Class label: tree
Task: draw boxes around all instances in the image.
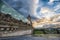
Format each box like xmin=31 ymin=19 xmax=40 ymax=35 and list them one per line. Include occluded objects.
xmin=5 ymin=14 xmax=11 ymax=17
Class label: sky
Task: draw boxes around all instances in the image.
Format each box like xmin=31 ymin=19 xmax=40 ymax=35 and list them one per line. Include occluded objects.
xmin=2 ymin=0 xmax=60 ymax=20
xmin=1 ymin=0 xmax=60 ymax=28
xmin=1 ymin=0 xmax=29 ymax=23
xmin=32 ymin=0 xmax=60 ymax=19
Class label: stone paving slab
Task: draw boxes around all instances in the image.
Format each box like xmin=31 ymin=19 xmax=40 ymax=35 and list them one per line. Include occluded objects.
xmin=0 ymin=35 xmax=60 ymax=40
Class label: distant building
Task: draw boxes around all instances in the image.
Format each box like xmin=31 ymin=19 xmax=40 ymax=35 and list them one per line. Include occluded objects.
xmin=0 ymin=12 xmax=33 ymax=36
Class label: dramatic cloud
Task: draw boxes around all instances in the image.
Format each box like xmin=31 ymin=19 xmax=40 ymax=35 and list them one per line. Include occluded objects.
xmin=33 ymin=14 xmax=60 ymax=29
xmin=2 ymin=0 xmax=60 ymax=28
xmin=3 ymin=0 xmax=60 ymax=19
